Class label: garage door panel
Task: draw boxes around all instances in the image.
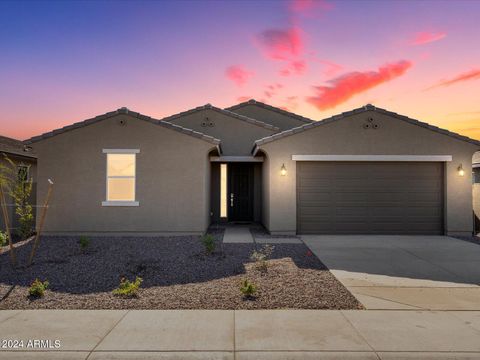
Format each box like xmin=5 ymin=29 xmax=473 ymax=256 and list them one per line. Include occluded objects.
xmin=297 ymin=161 xmax=444 ymax=235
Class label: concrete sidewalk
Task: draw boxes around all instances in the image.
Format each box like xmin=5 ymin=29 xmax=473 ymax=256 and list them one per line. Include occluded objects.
xmin=1 ymin=310 xmax=480 ymax=359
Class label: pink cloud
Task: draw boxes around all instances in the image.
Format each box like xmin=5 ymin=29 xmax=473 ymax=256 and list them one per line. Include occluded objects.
xmin=225 ymin=65 xmax=254 ymax=87
xmin=256 ymin=27 xmax=303 ymax=61
xmin=267 ymin=83 xmax=284 ymax=90
xmin=279 ymin=59 xmax=307 ymax=76
xmin=264 ymin=90 xmax=274 ymax=98
xmin=236 ymin=96 xmax=251 ymax=102
xmin=289 ymin=0 xmax=333 ymax=15
xmin=411 ymin=31 xmax=446 ymax=45
xmin=307 ymin=60 xmax=413 ymax=110
xmin=318 ymin=59 xmax=344 ymax=77
xmin=427 ymin=69 xmax=480 ymax=90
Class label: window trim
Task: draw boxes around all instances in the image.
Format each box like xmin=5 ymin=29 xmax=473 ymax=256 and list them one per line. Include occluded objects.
xmin=102 ymin=149 xmax=140 ymax=207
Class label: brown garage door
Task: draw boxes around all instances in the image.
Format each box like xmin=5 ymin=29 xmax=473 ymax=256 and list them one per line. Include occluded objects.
xmin=297 ymin=162 xmax=444 ymax=235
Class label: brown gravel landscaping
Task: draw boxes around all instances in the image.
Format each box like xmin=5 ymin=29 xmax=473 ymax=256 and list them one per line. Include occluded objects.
xmin=0 ymin=229 xmax=363 ymax=310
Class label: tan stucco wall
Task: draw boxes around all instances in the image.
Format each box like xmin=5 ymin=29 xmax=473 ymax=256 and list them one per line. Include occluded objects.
xmin=167 ymin=109 xmax=276 ymax=155
xmin=229 ymin=105 xmax=310 ymax=131
xmin=259 ymin=111 xmax=479 ymax=235
xmin=32 ymin=114 xmax=214 ymax=234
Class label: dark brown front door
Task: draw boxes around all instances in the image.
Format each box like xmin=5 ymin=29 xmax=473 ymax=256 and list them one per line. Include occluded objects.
xmin=228 ymin=163 xmax=253 ymax=222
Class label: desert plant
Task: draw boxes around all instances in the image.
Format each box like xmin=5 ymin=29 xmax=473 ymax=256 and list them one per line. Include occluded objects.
xmin=250 ymin=244 xmax=275 ymax=272
xmin=79 ymin=236 xmax=90 ymax=250
xmin=0 ymin=231 xmax=7 ymax=247
xmin=1 ymin=156 xmax=34 ymax=240
xmin=201 ymin=233 xmax=215 ymax=254
xmin=240 ymin=279 xmax=257 ymax=298
xmin=112 ymin=276 xmax=143 ymax=297
xmin=28 ymin=279 xmax=49 ymax=297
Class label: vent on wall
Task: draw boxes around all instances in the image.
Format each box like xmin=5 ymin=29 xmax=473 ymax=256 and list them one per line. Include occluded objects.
xmin=201 ymin=117 xmax=214 ymax=127
xmin=117 ymin=118 xmax=127 ymax=126
xmin=363 ymin=116 xmax=379 ymax=130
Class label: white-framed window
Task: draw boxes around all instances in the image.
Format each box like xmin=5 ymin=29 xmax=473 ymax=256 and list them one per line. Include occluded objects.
xmin=102 ymin=149 xmax=139 ymax=206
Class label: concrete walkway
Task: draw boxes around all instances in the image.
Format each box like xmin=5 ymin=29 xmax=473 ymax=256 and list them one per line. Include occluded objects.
xmin=223 ymin=226 xmax=254 ymax=243
xmin=1 ymin=309 xmax=480 ymax=359
xmin=303 ymin=235 xmax=480 ymax=310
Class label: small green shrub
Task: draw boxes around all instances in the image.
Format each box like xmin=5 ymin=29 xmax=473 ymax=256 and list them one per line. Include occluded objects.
xmin=28 ymin=279 xmax=49 ymax=298
xmin=250 ymin=244 xmax=275 ymax=272
xmin=112 ymin=276 xmax=143 ymax=297
xmin=79 ymin=236 xmax=90 ymax=250
xmin=201 ymin=234 xmax=215 ymax=254
xmin=0 ymin=231 xmax=7 ymax=247
xmin=240 ymin=279 xmax=257 ymax=298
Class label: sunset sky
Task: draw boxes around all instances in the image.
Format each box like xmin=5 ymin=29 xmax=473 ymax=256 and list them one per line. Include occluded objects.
xmin=1 ymin=0 xmax=479 ymax=141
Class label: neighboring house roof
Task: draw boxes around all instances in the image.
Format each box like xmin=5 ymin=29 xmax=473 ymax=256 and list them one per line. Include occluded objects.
xmin=24 ymin=107 xmax=221 ymax=147
xmin=0 ymin=135 xmax=37 ymax=159
xmin=254 ymin=104 xmax=480 ymax=150
xmin=161 ymin=103 xmax=280 ymax=132
xmin=225 ymin=99 xmax=314 ymax=124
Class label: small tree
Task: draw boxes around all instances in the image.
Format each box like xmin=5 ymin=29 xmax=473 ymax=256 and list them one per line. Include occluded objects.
xmin=2 ymin=156 xmax=34 ymax=240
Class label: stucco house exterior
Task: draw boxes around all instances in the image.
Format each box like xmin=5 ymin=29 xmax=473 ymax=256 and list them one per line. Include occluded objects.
xmin=25 ymin=100 xmax=480 ymax=236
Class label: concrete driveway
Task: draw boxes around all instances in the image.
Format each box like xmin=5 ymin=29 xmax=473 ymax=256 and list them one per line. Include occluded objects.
xmin=302 ymin=235 xmax=480 ymax=310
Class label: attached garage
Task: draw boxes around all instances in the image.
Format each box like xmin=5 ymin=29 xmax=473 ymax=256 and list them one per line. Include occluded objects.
xmin=297 ymin=161 xmax=444 ymax=235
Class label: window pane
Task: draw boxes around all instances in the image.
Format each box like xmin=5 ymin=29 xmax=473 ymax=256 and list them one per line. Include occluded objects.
xmin=220 ymin=164 xmax=227 ymax=218
xmin=107 ymin=178 xmax=135 ymax=201
xmin=108 ymin=154 xmax=135 ymax=176
xmin=474 ymin=168 xmax=480 ymax=184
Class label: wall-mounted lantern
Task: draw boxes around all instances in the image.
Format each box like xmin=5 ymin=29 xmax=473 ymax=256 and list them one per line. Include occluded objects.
xmin=458 ymin=164 xmax=465 ymax=177
xmin=280 ymin=163 xmax=287 ymax=176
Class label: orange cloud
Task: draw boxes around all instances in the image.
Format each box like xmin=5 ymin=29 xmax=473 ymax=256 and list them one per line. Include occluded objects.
xmin=307 ymin=60 xmax=413 ymax=110
xmin=225 ymin=65 xmax=254 ymax=87
xmin=427 ymin=69 xmax=480 ymax=90
xmin=411 ymin=31 xmax=446 ymax=45
xmin=256 ymin=27 xmax=303 ymax=61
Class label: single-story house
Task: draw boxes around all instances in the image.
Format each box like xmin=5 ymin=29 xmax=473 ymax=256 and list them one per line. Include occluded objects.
xmin=25 ymin=100 xmax=480 ymax=236
xmin=0 ymin=135 xmax=37 ymax=232
xmin=473 ymin=152 xmax=480 ymax=233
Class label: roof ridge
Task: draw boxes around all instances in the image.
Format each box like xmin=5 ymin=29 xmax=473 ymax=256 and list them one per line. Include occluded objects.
xmin=161 ymin=103 xmax=280 ymax=132
xmin=225 ymin=99 xmax=314 ymax=124
xmin=254 ymin=104 xmax=480 ymax=148
xmin=24 ymin=107 xmax=221 ymax=146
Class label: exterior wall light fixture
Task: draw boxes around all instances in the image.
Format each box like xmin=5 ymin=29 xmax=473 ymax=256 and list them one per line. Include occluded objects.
xmin=458 ymin=164 xmax=465 ymax=177
xmin=281 ymin=163 xmax=287 ymax=176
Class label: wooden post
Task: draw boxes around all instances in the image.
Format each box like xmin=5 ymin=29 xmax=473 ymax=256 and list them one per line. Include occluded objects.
xmin=0 ymin=183 xmax=16 ymax=266
xmin=28 ymin=179 xmax=53 ymax=267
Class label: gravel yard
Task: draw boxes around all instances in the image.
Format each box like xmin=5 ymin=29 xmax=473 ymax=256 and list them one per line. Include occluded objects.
xmin=0 ymin=230 xmax=362 ymax=310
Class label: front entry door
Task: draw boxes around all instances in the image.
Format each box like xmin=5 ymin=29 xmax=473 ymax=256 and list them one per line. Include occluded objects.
xmin=228 ymin=163 xmax=253 ymax=222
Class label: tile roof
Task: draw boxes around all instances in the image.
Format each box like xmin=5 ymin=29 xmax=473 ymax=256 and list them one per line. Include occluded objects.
xmin=254 ymin=104 xmax=480 ymax=149
xmin=24 ymin=107 xmax=221 ymax=146
xmin=225 ymin=99 xmax=314 ymax=124
xmin=0 ymin=135 xmax=37 ymax=159
xmin=161 ymin=103 xmax=280 ymax=132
